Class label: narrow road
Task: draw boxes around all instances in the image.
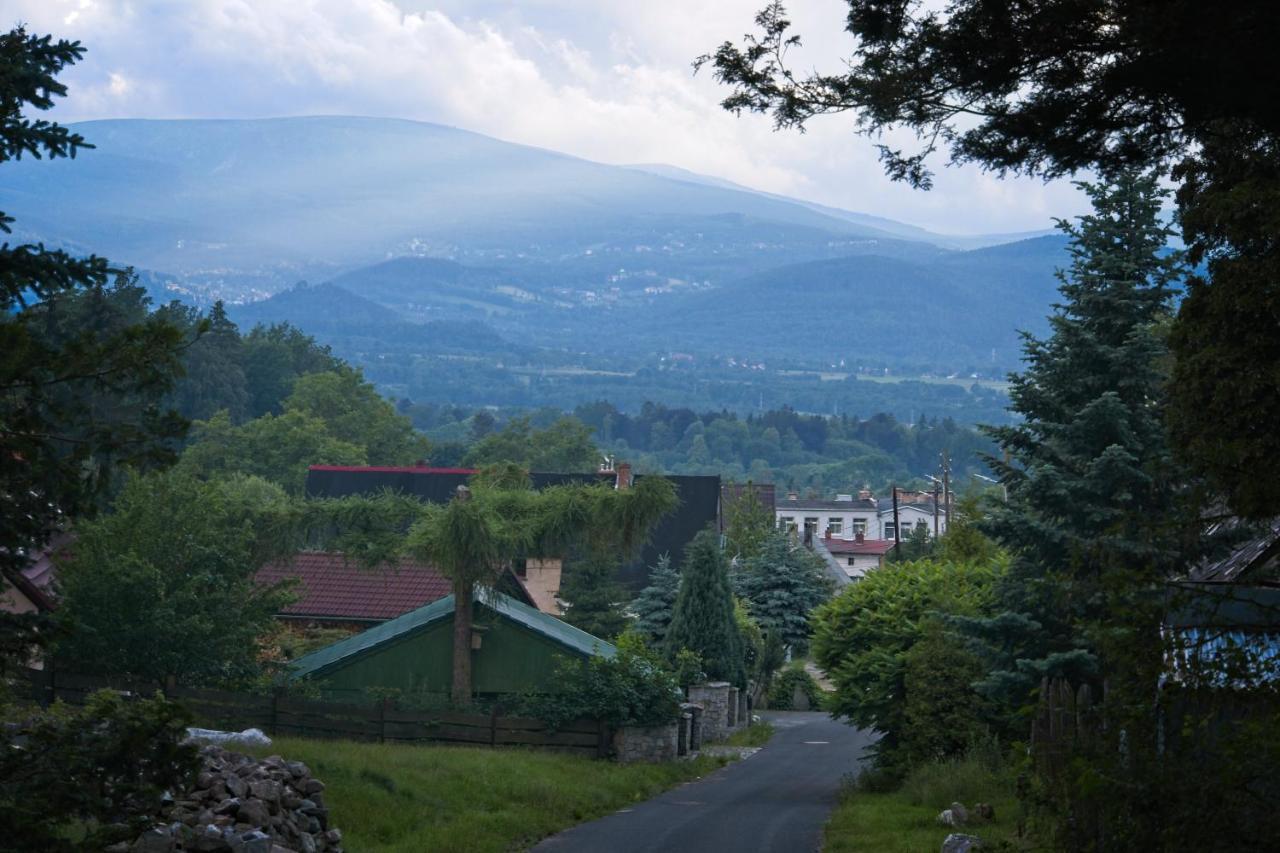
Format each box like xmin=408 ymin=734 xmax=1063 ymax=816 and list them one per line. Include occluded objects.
xmin=533 ymin=712 xmax=875 ymax=853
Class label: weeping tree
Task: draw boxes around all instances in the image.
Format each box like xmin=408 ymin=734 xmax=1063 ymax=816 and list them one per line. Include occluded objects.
xmin=308 ymin=470 xmax=677 ymax=704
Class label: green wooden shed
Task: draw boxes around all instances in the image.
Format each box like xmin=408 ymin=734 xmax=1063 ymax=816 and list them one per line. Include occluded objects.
xmin=288 ymin=591 xmax=616 ymax=704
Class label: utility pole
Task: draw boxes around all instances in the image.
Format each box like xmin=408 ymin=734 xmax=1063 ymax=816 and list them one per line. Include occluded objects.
xmin=940 ymin=450 xmax=952 ymax=533
xmin=891 ymin=484 xmax=901 ymax=548
xmin=932 ymin=481 xmax=941 ymax=538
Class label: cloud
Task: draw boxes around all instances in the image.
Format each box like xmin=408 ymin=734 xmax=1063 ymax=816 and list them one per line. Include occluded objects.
xmin=10 ymin=0 xmax=1087 ymax=233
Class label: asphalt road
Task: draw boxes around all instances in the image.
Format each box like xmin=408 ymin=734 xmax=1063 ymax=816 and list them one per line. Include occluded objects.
xmin=533 ymin=711 xmax=875 ymax=853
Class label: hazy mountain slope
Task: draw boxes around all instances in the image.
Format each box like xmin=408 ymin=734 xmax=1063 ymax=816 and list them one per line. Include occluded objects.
xmin=0 ymin=116 xmax=927 ymax=284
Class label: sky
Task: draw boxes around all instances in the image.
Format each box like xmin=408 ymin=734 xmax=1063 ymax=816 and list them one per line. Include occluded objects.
xmin=14 ymin=0 xmax=1090 ymax=235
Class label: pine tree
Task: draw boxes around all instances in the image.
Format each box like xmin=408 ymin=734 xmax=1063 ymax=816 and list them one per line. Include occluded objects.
xmin=733 ymin=531 xmax=832 ymax=655
xmin=631 ymin=554 xmax=679 ymax=645
xmin=974 ymin=169 xmax=1195 ymax=706
xmin=665 ymin=530 xmax=746 ymax=686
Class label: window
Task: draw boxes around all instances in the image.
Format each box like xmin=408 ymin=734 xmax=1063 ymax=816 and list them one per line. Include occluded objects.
xmin=804 ymin=517 xmax=819 ymax=534
xmin=827 ymin=517 xmax=843 ymax=536
xmin=884 ymin=522 xmax=897 ymax=540
xmin=915 ymin=520 xmax=929 ymax=535
xmin=779 ymin=516 xmax=796 ymax=532
xmin=852 ymin=519 xmax=867 ymax=536
xmin=847 ymin=557 xmax=856 ymax=566
xmin=513 ymin=558 xmax=528 ymax=578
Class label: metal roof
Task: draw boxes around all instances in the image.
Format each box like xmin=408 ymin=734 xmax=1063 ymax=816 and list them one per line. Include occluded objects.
xmin=288 ymin=590 xmax=617 ymax=679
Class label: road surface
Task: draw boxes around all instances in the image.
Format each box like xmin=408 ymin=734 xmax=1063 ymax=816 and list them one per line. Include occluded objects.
xmin=533 ymin=711 xmax=875 ymax=853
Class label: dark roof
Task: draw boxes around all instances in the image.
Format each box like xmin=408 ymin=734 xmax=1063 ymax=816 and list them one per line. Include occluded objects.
xmin=1166 ymin=582 xmax=1280 ymax=630
xmin=722 ymin=482 xmax=776 ymax=514
xmin=1188 ymin=518 xmax=1280 ymax=584
xmin=776 ymin=497 xmax=878 ymax=512
xmin=256 ymin=552 xmax=452 ymax=622
xmin=289 ymin=590 xmax=617 ymax=679
xmin=305 ymin=466 xmax=721 ymax=589
xmin=822 ymin=536 xmax=897 ymax=556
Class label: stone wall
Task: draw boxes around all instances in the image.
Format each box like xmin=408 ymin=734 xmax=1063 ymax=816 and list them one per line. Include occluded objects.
xmin=727 ymin=686 xmax=739 ymax=728
xmin=688 ymin=682 xmax=731 ymax=742
xmin=681 ymin=703 xmax=703 ymax=753
xmin=613 ymin=722 xmax=679 ymax=763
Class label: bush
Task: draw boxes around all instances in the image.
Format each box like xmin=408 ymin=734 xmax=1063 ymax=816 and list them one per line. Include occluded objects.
xmin=768 ymin=662 xmax=822 ymax=710
xmin=517 ymin=643 xmax=681 ymax=730
xmin=0 ymin=690 xmax=199 ymax=851
xmin=900 ymin=624 xmax=993 ymax=766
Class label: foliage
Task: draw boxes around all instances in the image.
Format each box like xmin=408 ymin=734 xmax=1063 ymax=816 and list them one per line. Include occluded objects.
xmin=811 ymin=557 xmax=1002 ymax=770
xmin=630 ymin=553 xmax=679 ymax=646
xmin=284 ymin=367 xmax=430 ymax=464
xmin=886 ymin=524 xmax=933 ymax=564
xmin=462 ymin=416 xmax=598 ymax=472
xmin=0 ymin=690 xmax=199 ymax=852
xmin=974 ymin=172 xmax=1195 ymax=707
xmin=518 ymin=645 xmax=681 ymax=730
xmin=722 ymin=482 xmax=774 ymax=561
xmin=934 ymin=494 xmax=1002 ymax=566
xmin=734 ymin=596 xmax=765 ymax=685
xmin=664 ymin=530 xmax=746 ymax=687
xmin=698 ymin=0 xmax=1280 ymax=519
xmin=1 ymin=27 xmax=191 ymax=617
xmin=670 ymin=647 xmax=707 ymax=690
xmin=733 ymin=531 xmax=832 ymax=654
xmin=723 ymin=720 xmax=775 ymax=747
xmin=55 ymin=470 xmax=297 ymax=686
xmin=900 ymin=626 xmax=993 ymax=767
xmin=559 ymin=552 xmax=630 ymax=641
xmin=247 ymin=735 xmax=726 ymax=853
xmin=768 ymin=661 xmax=822 ymax=711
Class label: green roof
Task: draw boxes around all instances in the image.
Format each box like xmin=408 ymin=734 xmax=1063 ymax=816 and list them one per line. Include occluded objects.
xmin=289 ymin=590 xmax=617 ymax=679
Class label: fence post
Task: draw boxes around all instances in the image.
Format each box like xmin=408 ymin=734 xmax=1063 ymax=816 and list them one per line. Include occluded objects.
xmin=489 ymin=705 xmax=499 ymax=748
xmin=596 ymin=719 xmax=611 ymax=759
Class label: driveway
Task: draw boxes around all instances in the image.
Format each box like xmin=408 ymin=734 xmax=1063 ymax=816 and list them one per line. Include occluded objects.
xmin=533 ymin=711 xmax=875 ymax=853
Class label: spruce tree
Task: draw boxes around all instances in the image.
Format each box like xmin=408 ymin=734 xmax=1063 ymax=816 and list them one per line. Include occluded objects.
xmin=559 ymin=552 xmax=629 ymax=640
xmin=974 ymin=169 xmax=1195 ymax=706
xmin=733 ymin=531 xmax=832 ymax=655
xmin=665 ymin=530 xmax=746 ymax=686
xmin=631 ymin=554 xmax=679 ymax=645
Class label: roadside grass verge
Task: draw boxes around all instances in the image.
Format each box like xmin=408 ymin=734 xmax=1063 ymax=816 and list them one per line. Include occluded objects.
xmin=724 ymin=720 xmax=775 ymax=747
xmin=251 ymin=737 xmax=727 ymax=853
xmin=824 ymin=751 xmax=1026 ymax=852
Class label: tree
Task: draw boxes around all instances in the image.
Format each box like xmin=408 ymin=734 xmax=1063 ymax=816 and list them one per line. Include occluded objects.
xmin=732 ymin=530 xmax=831 ymax=654
xmin=810 ymin=557 xmax=1000 ymax=770
xmin=161 ymin=301 xmax=248 ymax=422
xmin=558 ymin=551 xmax=630 ymax=640
xmin=974 ymin=171 xmax=1195 ymax=704
xmin=631 ymin=554 xmax=679 ymax=646
xmin=240 ymin=322 xmax=342 ymax=419
xmin=462 ymin=416 xmax=599 ymax=472
xmin=315 ymin=475 xmax=677 ymax=704
xmin=722 ymin=481 xmax=775 ymax=561
xmin=55 ymin=471 xmax=296 ymax=686
xmin=284 ymin=367 xmax=430 ymax=464
xmin=699 ymin=0 xmax=1280 ymax=518
xmin=1 ymin=27 xmax=188 ymax=660
xmin=665 ymin=529 xmax=746 ymax=687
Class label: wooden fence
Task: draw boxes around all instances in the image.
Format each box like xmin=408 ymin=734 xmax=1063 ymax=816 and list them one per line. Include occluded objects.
xmin=20 ymin=667 xmax=611 ymax=757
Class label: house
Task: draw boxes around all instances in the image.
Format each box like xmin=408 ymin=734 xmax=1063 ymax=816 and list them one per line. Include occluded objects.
xmin=304 ymin=463 xmax=722 ymax=600
xmin=773 ymin=489 xmax=948 ymax=542
xmin=821 ymin=535 xmax=898 ymax=579
xmin=0 ymin=534 xmax=65 ymax=617
xmin=256 ymin=551 xmax=539 ymax=631
xmin=288 ymin=590 xmax=616 ymax=704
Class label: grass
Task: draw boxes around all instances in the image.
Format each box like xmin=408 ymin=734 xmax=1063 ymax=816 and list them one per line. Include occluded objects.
xmin=824 ymin=752 xmax=1026 ymax=852
xmin=723 ymin=720 xmax=775 ymax=747
xmin=250 ymin=737 xmax=727 ymax=852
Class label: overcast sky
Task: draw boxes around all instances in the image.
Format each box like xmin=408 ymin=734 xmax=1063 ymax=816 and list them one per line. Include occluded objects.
xmin=15 ymin=0 xmax=1090 ymax=235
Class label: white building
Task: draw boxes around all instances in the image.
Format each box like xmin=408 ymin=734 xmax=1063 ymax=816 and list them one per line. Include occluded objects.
xmin=775 ymin=490 xmax=948 ymax=542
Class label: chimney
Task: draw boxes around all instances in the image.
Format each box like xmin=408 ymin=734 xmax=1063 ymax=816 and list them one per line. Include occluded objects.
xmin=615 ymin=461 xmax=632 ymax=491
xmin=455 ymin=484 xmax=471 ymax=502
xmin=858 ymin=489 xmax=872 ymax=501
xmin=787 ymin=490 xmax=799 ymax=501
xmin=855 ymin=532 xmax=865 ymax=543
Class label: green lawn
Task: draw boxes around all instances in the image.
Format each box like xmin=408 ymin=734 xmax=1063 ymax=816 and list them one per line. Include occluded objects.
xmin=252 ymin=737 xmax=727 ymax=852
xmin=824 ymin=753 xmax=1027 ymax=852
xmin=723 ymin=721 xmax=776 ymax=747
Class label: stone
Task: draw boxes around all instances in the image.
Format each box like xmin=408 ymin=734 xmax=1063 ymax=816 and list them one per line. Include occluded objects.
xmin=106 ymin=843 xmax=130 ymax=853
xmin=225 ymin=774 xmax=248 ymax=799
xmin=298 ymin=832 xmax=318 ymax=853
xmin=301 ymin=778 xmax=326 ymax=795
xmin=232 ymin=829 xmax=273 ymax=853
xmin=286 ymin=761 xmax=309 ymax=778
xmin=250 ymin=779 xmax=282 ymax=805
xmin=941 ymin=833 xmax=983 ymax=853
xmin=950 ymin=802 xmax=969 ymax=825
xmin=323 ymin=828 xmax=342 ymax=845
xmin=214 ymin=798 xmax=242 ymax=816
xmin=974 ymin=802 xmax=995 ymax=821
xmin=194 ymin=825 xmax=233 ymax=852
xmin=238 ymin=798 xmax=271 ymax=828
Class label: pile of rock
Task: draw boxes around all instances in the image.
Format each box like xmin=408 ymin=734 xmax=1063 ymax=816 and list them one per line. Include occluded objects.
xmin=115 ymin=746 xmax=344 ymax=853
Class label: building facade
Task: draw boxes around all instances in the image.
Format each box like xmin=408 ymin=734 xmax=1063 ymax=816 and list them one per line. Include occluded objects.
xmin=774 ymin=490 xmax=948 ymax=542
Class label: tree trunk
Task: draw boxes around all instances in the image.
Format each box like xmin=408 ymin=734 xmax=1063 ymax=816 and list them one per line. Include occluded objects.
xmin=451 ymin=582 xmax=473 ymax=706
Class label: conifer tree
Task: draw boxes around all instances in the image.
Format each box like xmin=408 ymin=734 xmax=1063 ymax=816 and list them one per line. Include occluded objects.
xmin=974 ymin=169 xmax=1195 ymax=705
xmin=631 ymin=554 xmax=679 ymax=645
xmin=733 ymin=531 xmax=831 ymax=654
xmin=559 ymin=552 xmax=630 ymax=640
xmin=665 ymin=530 xmax=746 ymax=686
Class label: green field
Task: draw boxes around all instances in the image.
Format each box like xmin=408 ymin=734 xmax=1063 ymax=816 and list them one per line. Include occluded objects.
xmin=251 ymin=737 xmax=727 ymax=853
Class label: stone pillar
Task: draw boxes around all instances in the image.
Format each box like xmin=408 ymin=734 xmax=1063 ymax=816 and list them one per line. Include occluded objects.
xmin=677 ymin=711 xmax=690 ymax=756
xmin=687 ymin=682 xmax=731 ymax=742
xmin=727 ymin=686 xmax=739 ymax=728
xmin=612 ymin=722 xmax=679 ymax=763
xmin=739 ymin=689 xmax=750 ymax=725
xmin=683 ymin=703 xmax=703 ymax=752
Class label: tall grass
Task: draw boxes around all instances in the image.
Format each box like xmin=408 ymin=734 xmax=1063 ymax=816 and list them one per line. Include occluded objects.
xmin=899 ymin=739 xmax=1013 ymax=809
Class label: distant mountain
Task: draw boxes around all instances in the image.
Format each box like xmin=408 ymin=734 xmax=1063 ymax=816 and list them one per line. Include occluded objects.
xmin=624 ymin=163 xmax=1057 ymax=250
xmin=0 ymin=116 xmax=942 ymax=291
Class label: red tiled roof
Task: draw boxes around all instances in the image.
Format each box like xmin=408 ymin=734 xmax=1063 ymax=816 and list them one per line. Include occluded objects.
xmin=257 ymin=552 xmax=452 ymax=622
xmin=823 ymin=536 xmax=897 ymax=556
